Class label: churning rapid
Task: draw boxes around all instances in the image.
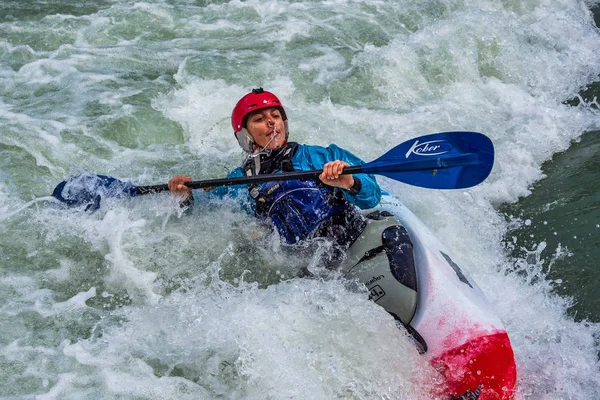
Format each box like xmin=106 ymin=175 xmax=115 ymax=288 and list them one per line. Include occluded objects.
xmin=1 ymin=0 xmax=600 ymax=399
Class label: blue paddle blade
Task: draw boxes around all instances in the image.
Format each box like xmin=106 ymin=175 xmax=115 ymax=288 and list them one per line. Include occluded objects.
xmin=52 ymin=173 xmax=138 ymax=211
xmin=362 ymin=131 xmax=494 ymax=189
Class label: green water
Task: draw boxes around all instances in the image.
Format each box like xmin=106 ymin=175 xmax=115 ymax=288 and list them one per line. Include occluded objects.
xmin=503 ymin=129 xmax=600 ymax=322
xmin=503 ymin=3 xmax=600 ymax=322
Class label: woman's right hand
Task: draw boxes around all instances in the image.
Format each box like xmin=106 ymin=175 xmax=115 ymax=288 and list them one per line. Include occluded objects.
xmin=168 ymin=174 xmax=192 ymax=199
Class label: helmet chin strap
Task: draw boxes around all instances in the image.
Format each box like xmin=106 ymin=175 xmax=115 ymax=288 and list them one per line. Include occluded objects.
xmin=244 ymin=129 xmax=288 ymax=176
xmin=248 ymin=129 xmax=280 ymax=158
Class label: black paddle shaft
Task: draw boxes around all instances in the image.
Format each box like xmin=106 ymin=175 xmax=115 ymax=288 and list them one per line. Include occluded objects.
xmin=135 ymin=166 xmax=364 ymax=195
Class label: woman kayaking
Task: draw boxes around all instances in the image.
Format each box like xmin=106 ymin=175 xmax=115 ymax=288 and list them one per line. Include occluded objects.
xmin=167 ymin=87 xmax=421 ymax=342
xmin=168 ymin=88 xmax=382 ymax=250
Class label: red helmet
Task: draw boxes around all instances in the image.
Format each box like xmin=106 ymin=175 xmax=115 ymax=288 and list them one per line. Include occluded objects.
xmin=231 ymin=88 xmax=289 ymax=153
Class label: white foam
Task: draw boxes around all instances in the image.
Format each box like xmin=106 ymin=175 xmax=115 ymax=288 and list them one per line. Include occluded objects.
xmin=88 ymin=209 xmax=161 ymax=305
xmin=60 ymin=276 xmax=440 ymax=399
xmin=52 ymin=287 xmax=97 ymax=314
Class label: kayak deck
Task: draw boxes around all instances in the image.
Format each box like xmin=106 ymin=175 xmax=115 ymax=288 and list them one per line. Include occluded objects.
xmin=359 ymin=193 xmax=517 ymax=399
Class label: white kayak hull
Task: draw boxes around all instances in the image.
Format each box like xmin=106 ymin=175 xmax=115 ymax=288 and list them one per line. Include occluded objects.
xmin=346 ymin=193 xmax=517 ymax=399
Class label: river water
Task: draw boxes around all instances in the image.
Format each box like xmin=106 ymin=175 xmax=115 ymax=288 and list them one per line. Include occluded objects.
xmin=1 ymin=0 xmax=599 ymax=399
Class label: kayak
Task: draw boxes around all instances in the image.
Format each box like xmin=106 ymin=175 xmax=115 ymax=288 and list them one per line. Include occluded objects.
xmin=339 ymin=192 xmax=517 ymax=400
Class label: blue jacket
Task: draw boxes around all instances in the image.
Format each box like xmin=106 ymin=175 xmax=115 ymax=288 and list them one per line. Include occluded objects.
xmin=195 ymin=144 xmax=381 ymax=212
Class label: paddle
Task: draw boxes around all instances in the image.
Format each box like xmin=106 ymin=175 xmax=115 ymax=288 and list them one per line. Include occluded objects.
xmin=52 ymin=131 xmax=494 ymax=210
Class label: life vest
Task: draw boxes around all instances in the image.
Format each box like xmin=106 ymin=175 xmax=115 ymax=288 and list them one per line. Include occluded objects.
xmin=250 ymin=178 xmax=349 ymax=244
xmin=244 ymin=143 xmax=363 ymax=244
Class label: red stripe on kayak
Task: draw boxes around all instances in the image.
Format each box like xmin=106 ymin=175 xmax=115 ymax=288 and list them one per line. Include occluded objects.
xmin=431 ymin=331 xmax=517 ymax=399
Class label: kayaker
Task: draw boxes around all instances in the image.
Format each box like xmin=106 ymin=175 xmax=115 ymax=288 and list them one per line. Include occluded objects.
xmin=168 ymin=88 xmax=381 ymax=251
xmin=168 ymin=88 xmax=421 ymax=346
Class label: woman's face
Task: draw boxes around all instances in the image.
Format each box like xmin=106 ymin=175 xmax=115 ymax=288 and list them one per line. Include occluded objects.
xmin=245 ymin=107 xmax=286 ymax=150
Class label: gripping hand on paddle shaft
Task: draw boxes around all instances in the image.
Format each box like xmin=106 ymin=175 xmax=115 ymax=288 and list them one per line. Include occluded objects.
xmin=168 ymin=175 xmax=193 ymax=199
xmin=168 ymin=174 xmax=215 ymax=197
xmin=320 ymin=161 xmax=355 ymax=190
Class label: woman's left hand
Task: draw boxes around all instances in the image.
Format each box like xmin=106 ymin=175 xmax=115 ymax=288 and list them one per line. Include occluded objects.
xmin=319 ymin=160 xmax=354 ymax=189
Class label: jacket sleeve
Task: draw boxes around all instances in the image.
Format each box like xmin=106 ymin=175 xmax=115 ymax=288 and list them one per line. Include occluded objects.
xmin=190 ymin=167 xmax=255 ymax=214
xmin=295 ymin=144 xmax=381 ymax=209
